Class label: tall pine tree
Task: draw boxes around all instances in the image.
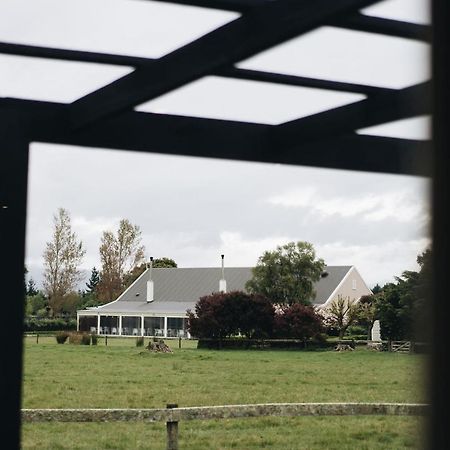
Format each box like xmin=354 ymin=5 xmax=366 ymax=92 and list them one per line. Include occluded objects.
xmin=86 ymin=267 xmax=100 ymax=294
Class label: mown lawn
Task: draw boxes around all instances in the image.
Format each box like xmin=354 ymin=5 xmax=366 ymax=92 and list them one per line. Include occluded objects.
xmin=21 ymin=336 xmax=428 ymax=449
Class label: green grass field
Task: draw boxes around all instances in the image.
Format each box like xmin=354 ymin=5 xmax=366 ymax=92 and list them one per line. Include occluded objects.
xmin=21 ymin=336 xmax=428 ymax=449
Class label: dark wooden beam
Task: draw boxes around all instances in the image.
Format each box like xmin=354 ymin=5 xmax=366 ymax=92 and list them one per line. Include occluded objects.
xmin=2 ymin=98 xmax=430 ymax=176
xmin=0 ymin=42 xmax=155 ymax=67
xmin=69 ymin=0 xmax=380 ymax=128
xmin=277 ymin=133 xmax=431 ymax=176
xmin=430 ymin=0 xmax=450 ymax=448
xmin=144 ymin=0 xmax=264 ymax=12
xmin=0 ymin=42 xmax=390 ymax=96
xmin=145 ymin=1 xmax=431 ymax=41
xmin=217 ymin=67 xmax=393 ymax=96
xmin=330 ymin=14 xmax=431 ymax=42
xmin=0 ymin=107 xmax=29 ymax=450
xmin=9 ymin=98 xmax=271 ymax=158
xmin=275 ymin=82 xmax=431 ymax=145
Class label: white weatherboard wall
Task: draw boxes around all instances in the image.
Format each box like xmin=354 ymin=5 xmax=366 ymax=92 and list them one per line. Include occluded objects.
xmin=321 ymin=267 xmax=372 ymax=308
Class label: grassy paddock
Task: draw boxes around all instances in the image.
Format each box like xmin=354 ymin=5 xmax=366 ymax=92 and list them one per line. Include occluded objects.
xmin=21 ymin=336 xmax=428 ymax=449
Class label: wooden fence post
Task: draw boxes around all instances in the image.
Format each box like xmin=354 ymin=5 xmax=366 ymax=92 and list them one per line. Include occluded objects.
xmin=166 ymin=403 xmax=178 ymax=450
xmin=178 ymin=337 xmax=181 ymax=349
xmin=36 ymin=333 xmax=39 ymax=344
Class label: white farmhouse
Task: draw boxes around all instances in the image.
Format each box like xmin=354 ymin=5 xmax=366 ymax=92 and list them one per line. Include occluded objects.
xmin=77 ymin=261 xmax=372 ymax=337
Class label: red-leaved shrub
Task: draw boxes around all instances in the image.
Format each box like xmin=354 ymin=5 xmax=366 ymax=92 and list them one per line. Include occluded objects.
xmin=274 ymin=304 xmax=324 ymax=340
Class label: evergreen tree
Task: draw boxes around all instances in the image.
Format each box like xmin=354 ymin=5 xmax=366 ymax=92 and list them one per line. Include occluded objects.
xmin=26 ymin=278 xmax=39 ymax=296
xmin=375 ymin=248 xmax=432 ymax=341
xmin=371 ymin=284 xmax=382 ymax=294
xmin=153 ymin=257 xmax=177 ymax=268
xmin=86 ymin=267 xmax=100 ymax=294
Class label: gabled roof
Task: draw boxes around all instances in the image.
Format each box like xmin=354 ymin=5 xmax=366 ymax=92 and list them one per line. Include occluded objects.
xmin=118 ymin=267 xmax=253 ymax=303
xmin=78 ymin=265 xmax=354 ymax=315
xmin=312 ymin=266 xmax=353 ymax=305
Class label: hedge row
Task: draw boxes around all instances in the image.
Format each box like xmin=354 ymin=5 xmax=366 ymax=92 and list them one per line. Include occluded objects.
xmin=197 ymin=338 xmax=355 ymax=350
xmin=24 ymin=317 xmax=77 ymax=332
xmin=198 ymin=339 xmax=429 ymax=353
xmin=56 ymin=331 xmax=98 ymax=345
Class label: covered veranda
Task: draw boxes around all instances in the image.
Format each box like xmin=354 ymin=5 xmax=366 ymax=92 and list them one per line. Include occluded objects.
xmin=77 ymin=311 xmax=188 ymax=338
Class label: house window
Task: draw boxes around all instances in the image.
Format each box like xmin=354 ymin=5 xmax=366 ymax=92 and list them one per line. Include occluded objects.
xmin=167 ymin=317 xmax=185 ymax=337
xmin=352 ymin=279 xmax=357 ymax=290
xmin=144 ymin=316 xmax=164 ymax=336
xmin=122 ymin=316 xmax=141 ymax=335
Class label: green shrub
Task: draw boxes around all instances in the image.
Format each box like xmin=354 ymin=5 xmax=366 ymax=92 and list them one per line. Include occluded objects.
xmin=274 ymin=304 xmax=324 ymax=340
xmin=68 ymin=332 xmax=92 ymax=345
xmin=314 ymin=332 xmax=328 ymax=343
xmin=55 ymin=331 xmax=69 ymax=344
xmin=188 ymin=291 xmax=274 ymax=339
xmin=197 ymin=338 xmax=337 ymax=350
xmin=91 ymin=334 xmax=98 ymax=345
xmin=68 ymin=332 xmax=83 ymax=345
xmin=24 ymin=317 xmax=77 ymax=332
xmin=136 ymin=336 xmax=144 ymax=347
xmin=346 ymin=325 xmax=367 ymax=337
xmin=80 ymin=333 xmax=91 ymax=345
xmin=345 ymin=335 xmax=367 ymax=341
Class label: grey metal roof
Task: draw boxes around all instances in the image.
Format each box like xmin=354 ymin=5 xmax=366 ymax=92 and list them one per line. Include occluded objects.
xmin=78 ymin=265 xmax=352 ymax=315
xmin=120 ymin=267 xmax=253 ymax=302
xmin=311 ymin=266 xmax=352 ymax=305
xmin=89 ymin=301 xmax=196 ymax=315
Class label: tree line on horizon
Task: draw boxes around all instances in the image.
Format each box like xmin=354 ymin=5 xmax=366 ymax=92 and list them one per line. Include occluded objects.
xmin=24 ymin=208 xmax=432 ymax=342
xmin=25 ymin=207 xmax=176 ymax=318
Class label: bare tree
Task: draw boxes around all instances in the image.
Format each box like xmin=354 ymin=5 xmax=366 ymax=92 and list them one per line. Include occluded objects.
xmin=97 ymin=219 xmax=145 ymax=302
xmin=323 ymin=295 xmax=360 ymax=339
xmin=357 ymin=294 xmax=378 ymax=340
xmin=43 ymin=208 xmax=85 ymax=315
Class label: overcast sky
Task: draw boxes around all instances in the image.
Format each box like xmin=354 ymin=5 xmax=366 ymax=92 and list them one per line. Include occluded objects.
xmin=0 ymin=0 xmax=431 ymax=290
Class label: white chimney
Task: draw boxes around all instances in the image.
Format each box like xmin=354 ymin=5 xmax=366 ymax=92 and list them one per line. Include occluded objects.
xmin=219 ymin=254 xmax=227 ymax=293
xmin=146 ymin=256 xmax=154 ymax=303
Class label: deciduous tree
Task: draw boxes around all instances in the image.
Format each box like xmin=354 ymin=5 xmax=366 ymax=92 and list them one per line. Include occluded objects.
xmin=25 ymin=292 xmax=47 ymax=317
xmin=357 ymin=294 xmax=378 ymax=340
xmin=97 ymin=219 xmax=145 ymax=302
xmin=246 ymin=241 xmax=325 ymax=305
xmin=274 ymin=304 xmax=324 ymax=340
xmin=187 ymin=291 xmax=274 ymax=339
xmin=42 ymin=208 xmax=85 ymax=315
xmin=323 ymin=295 xmax=359 ymax=339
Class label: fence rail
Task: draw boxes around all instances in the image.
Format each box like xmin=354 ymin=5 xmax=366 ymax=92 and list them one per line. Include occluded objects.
xmin=22 ymin=403 xmax=428 ymax=450
xmin=22 ymin=403 xmax=427 ymax=423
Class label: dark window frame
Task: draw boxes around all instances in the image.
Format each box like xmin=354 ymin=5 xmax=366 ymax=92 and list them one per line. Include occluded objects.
xmin=1 ymin=1 xmax=446 ymax=448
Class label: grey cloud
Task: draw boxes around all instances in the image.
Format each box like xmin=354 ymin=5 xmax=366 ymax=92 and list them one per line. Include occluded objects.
xmin=26 ymin=144 xmax=430 ymax=289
